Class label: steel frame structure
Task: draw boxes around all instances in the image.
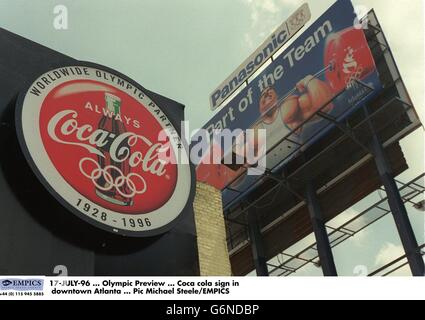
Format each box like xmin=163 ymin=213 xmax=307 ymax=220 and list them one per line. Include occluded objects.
xmin=223 ymin=10 xmax=424 ymax=276
xmin=267 ymin=174 xmax=425 ymax=276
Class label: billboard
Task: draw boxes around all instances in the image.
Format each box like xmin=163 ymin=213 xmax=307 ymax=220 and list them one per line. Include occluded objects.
xmin=196 ymin=0 xmax=382 ymax=203
xmin=225 ymin=7 xmax=423 ymax=276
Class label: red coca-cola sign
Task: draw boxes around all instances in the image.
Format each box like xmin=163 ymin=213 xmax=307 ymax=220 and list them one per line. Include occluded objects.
xmin=16 ymin=65 xmax=193 ymax=237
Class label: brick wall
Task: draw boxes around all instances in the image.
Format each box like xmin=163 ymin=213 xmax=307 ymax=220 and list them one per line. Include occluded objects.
xmin=193 ymin=182 xmax=232 ymax=276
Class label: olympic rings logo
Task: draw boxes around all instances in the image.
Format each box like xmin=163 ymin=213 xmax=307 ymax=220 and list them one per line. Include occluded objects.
xmin=79 ymin=157 xmax=147 ymax=198
xmin=288 ymin=8 xmax=308 ymax=29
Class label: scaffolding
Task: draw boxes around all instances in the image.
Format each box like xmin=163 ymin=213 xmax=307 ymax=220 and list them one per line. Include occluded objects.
xmin=267 ymin=174 xmax=425 ymax=276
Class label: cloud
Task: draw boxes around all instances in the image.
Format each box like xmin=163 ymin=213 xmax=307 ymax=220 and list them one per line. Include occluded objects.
xmin=279 ymin=0 xmax=301 ymax=8
xmin=326 ymin=207 xmax=370 ymax=248
xmin=243 ymin=33 xmax=254 ymax=49
xmin=242 ymin=0 xmax=280 ymax=16
xmin=328 ymin=207 xmax=360 ymax=227
xmin=352 ymin=0 xmax=424 ymax=122
xmin=240 ymin=0 xmax=301 ymax=49
xmin=374 ymin=242 xmax=404 ymax=267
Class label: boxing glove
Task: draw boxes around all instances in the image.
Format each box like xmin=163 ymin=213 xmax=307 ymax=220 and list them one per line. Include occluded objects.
xmin=324 ymin=27 xmax=376 ymax=93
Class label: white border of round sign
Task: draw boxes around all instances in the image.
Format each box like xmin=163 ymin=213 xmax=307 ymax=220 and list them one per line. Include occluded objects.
xmin=15 ymin=64 xmax=193 ymax=237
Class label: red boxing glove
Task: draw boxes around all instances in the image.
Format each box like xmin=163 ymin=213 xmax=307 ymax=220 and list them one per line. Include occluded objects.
xmin=324 ymin=27 xmax=376 ymax=93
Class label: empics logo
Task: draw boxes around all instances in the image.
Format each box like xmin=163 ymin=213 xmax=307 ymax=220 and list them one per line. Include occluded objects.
xmin=0 ymin=279 xmax=44 ymax=291
xmin=1 ymin=280 xmax=12 ymax=287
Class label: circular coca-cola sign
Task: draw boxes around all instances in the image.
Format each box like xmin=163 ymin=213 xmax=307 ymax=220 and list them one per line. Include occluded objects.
xmin=15 ymin=64 xmax=193 ymax=237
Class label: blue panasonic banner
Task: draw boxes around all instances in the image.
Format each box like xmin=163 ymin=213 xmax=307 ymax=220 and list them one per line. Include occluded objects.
xmin=196 ymin=0 xmax=382 ymax=198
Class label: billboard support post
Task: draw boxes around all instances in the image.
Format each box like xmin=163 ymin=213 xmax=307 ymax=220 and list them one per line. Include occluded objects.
xmin=369 ymin=132 xmax=425 ymax=276
xmin=247 ymin=207 xmax=269 ymax=276
xmin=305 ymin=181 xmax=338 ymax=276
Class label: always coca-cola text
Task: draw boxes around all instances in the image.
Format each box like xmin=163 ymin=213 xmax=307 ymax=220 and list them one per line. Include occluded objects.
xmin=47 ymin=110 xmax=167 ymax=177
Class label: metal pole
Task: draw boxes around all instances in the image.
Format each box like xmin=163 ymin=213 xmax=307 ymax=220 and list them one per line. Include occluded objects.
xmin=370 ymin=133 xmax=425 ymax=276
xmin=247 ymin=207 xmax=269 ymax=276
xmin=305 ymin=181 xmax=338 ymax=276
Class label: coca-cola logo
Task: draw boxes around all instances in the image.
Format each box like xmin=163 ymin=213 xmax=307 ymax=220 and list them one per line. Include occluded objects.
xmin=16 ymin=65 xmax=192 ymax=237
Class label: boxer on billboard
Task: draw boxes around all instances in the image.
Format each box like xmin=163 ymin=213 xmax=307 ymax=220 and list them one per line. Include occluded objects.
xmin=242 ymin=25 xmax=376 ymax=158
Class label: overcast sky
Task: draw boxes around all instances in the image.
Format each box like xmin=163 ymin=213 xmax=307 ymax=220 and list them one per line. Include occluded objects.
xmin=0 ymin=0 xmax=423 ymax=276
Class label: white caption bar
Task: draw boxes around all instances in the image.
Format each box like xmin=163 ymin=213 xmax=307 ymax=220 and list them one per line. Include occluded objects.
xmin=1 ymin=276 xmax=425 ymax=300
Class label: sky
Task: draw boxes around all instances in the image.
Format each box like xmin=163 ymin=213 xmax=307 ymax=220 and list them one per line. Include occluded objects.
xmin=0 ymin=0 xmax=423 ymax=276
